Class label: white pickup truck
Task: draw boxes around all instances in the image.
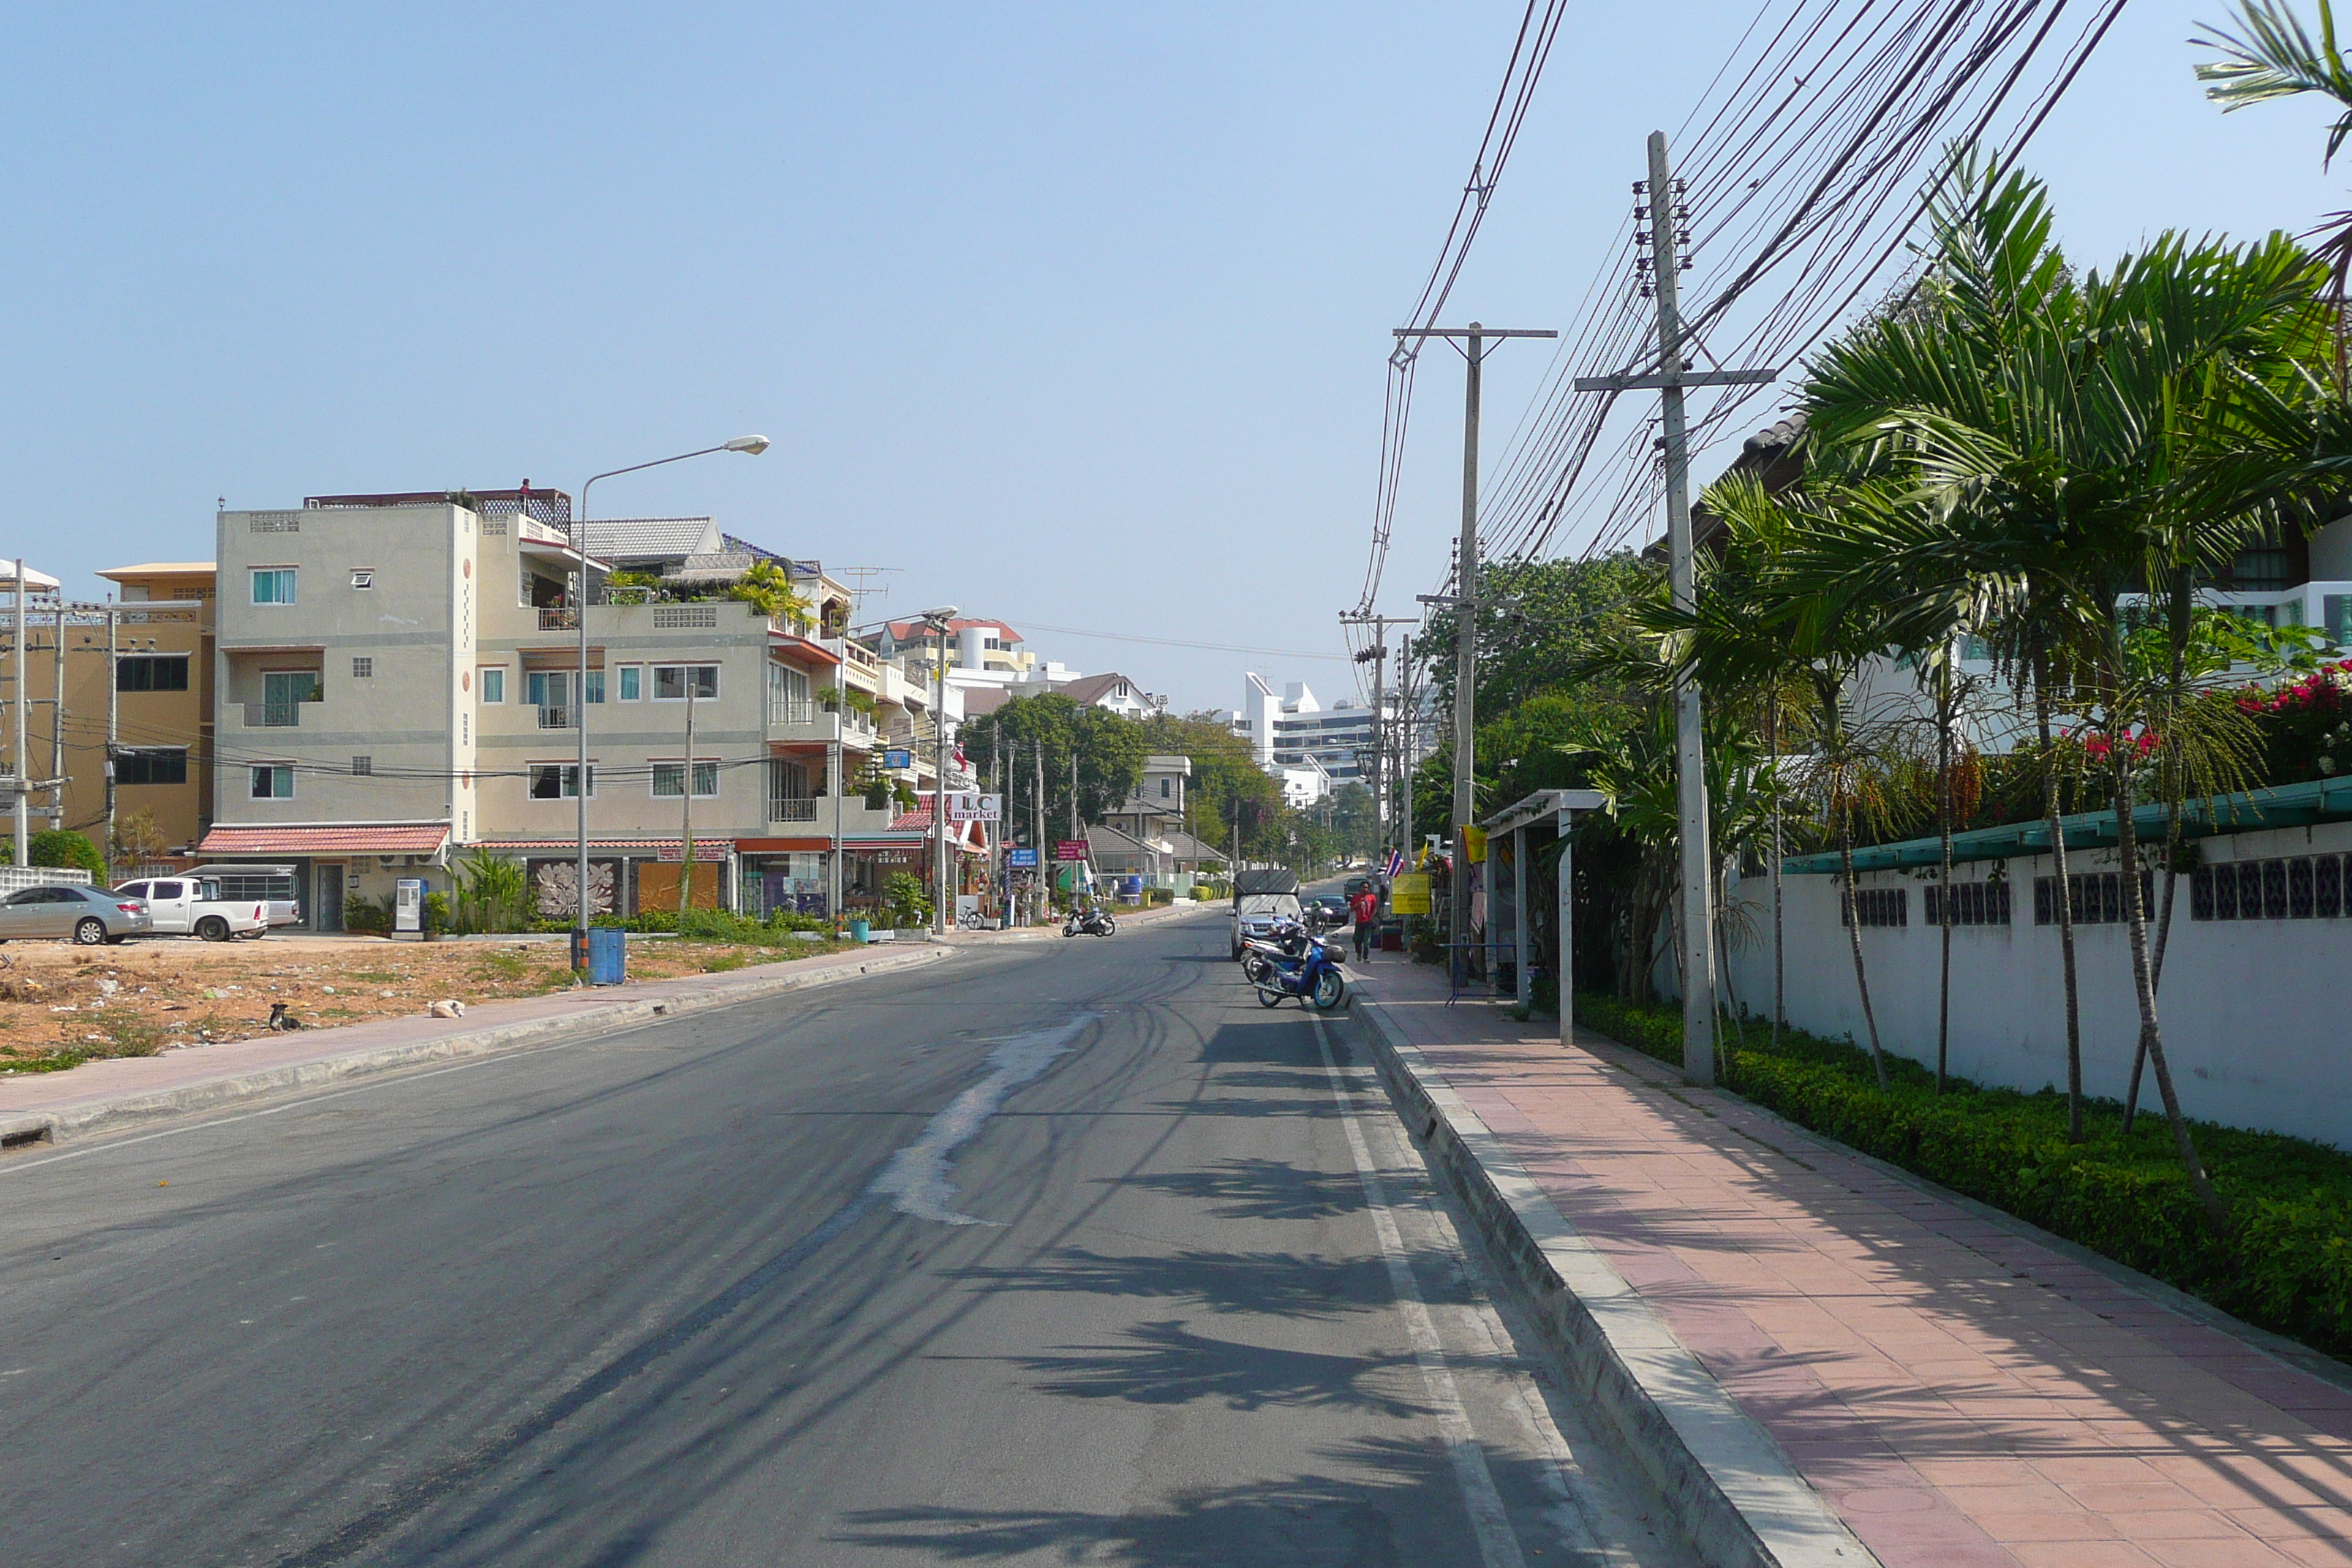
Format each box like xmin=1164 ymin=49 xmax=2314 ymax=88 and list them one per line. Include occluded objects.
xmin=112 ymin=877 xmax=271 ymax=941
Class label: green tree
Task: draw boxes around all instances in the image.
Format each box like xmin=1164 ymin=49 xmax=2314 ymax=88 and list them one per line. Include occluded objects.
xmin=28 ymin=830 xmax=105 ymax=877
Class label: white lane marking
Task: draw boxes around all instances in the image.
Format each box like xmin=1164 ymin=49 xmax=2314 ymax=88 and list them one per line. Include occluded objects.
xmin=869 ymin=1014 xmax=1096 ymax=1226
xmin=1309 ymin=1012 xmax=1527 ymax=1568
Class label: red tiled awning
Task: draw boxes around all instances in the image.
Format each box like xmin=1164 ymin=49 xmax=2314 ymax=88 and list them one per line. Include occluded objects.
xmin=196 ymin=824 xmax=451 ymax=856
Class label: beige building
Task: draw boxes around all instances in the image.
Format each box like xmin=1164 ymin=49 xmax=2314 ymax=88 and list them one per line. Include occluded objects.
xmin=202 ymin=491 xmax=965 ymax=927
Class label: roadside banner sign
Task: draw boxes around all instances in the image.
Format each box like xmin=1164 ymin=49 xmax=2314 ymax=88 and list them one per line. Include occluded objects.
xmin=1055 ymin=839 xmax=1089 ymax=862
xmin=883 ymin=748 xmax=913 ymax=770
xmin=1006 ymin=847 xmax=1039 ymax=868
xmin=946 ymin=791 xmax=1001 ymax=823
xmin=1462 ymin=826 xmax=1488 ymax=864
xmin=1390 ymin=872 xmax=1431 ymax=914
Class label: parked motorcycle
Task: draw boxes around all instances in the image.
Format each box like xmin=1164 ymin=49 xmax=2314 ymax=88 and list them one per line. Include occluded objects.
xmin=1246 ymin=922 xmax=1347 ymax=1010
xmin=1240 ymin=918 xmax=1312 ymax=985
xmin=1061 ymin=905 xmax=1117 ymax=938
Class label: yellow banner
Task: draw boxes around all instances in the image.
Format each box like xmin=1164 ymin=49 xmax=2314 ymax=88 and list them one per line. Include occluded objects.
xmin=1390 ymin=872 xmax=1431 ymax=914
xmin=1463 ymin=826 xmax=1487 ymax=864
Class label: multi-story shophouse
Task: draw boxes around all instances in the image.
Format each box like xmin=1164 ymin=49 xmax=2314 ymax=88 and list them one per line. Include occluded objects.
xmin=201 ymin=489 xmax=958 ymax=928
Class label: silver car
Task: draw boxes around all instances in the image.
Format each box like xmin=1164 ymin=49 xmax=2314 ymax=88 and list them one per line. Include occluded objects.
xmin=0 ymin=885 xmax=154 ymax=945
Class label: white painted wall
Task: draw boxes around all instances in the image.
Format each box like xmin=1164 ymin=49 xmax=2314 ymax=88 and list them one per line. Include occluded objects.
xmin=1722 ymin=818 xmax=2352 ymax=1150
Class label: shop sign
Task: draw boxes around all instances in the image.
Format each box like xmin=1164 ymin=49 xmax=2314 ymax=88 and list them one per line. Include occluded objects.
xmin=883 ymin=749 xmax=913 ymax=770
xmin=657 ymin=840 xmax=729 ymax=862
xmin=1006 ymin=847 xmax=1039 ymax=868
xmin=1055 ymin=840 xmax=1089 ymax=862
xmin=1390 ymin=872 xmax=1432 ymax=914
xmin=946 ymin=791 xmax=1001 ymax=823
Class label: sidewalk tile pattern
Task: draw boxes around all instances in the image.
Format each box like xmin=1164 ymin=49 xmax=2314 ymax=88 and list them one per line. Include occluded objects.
xmin=1357 ymin=962 xmax=2352 ymax=1568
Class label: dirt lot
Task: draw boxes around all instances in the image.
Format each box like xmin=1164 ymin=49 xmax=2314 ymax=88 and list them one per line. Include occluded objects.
xmin=0 ymin=932 xmax=848 ymax=1072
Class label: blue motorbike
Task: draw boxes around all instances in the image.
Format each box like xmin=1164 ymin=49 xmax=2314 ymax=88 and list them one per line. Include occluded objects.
xmin=1244 ymin=920 xmax=1348 ymax=1011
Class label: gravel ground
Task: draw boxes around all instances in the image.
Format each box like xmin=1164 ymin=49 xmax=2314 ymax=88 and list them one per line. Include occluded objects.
xmin=0 ymin=932 xmax=851 ymax=1071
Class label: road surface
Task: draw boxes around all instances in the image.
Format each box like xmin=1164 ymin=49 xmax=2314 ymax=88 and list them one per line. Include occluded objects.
xmin=0 ymin=912 xmax=1691 ymax=1567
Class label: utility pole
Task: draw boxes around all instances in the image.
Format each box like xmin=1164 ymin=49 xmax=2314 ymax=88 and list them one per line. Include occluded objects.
xmin=12 ymin=559 xmax=26 ymax=867
xmin=1033 ymin=740 xmax=1046 ymax=919
xmin=105 ymin=605 xmax=118 ymax=880
xmin=677 ymin=671 xmax=697 ymax=915
xmin=1575 ymin=131 xmax=1776 ymax=1085
xmin=1396 ymin=322 xmax=1555 ymax=992
xmin=1396 ymin=632 xmax=1414 ymax=869
xmin=50 ymin=602 xmax=64 ymax=831
xmin=1341 ymin=611 xmax=1415 ymax=865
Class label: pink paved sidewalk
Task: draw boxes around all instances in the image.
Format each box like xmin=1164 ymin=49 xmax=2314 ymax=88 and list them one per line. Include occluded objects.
xmin=1353 ymin=958 xmax=2352 ymax=1568
xmin=0 ymin=943 xmax=945 ymax=1129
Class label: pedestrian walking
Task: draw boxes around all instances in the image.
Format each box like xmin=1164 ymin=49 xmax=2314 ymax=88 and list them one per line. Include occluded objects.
xmin=1349 ymin=885 xmax=1379 ymax=963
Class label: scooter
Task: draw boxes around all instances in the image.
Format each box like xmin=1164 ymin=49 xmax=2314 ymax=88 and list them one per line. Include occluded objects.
xmin=1248 ymin=924 xmax=1347 ymax=1011
xmin=1240 ymin=918 xmax=1312 ymax=985
xmin=1061 ymin=905 xmax=1117 ymax=938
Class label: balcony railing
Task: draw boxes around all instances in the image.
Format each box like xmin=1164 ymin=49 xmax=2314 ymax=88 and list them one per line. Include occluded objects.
xmin=244 ymin=702 xmax=303 ymax=728
xmin=538 ymin=705 xmax=573 ymax=730
xmin=769 ymin=796 xmax=821 ymax=823
xmin=769 ymin=696 xmax=816 ymax=727
xmin=538 ymin=607 xmax=580 ymax=631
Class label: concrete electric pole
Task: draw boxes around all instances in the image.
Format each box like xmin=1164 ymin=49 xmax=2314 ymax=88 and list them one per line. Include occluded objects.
xmin=1574 ymin=132 xmax=1775 ymax=1085
xmin=1395 ymin=323 xmax=1554 ymax=991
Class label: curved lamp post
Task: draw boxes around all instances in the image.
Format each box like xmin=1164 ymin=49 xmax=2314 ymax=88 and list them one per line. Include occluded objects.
xmin=569 ymin=436 xmax=770 ymax=968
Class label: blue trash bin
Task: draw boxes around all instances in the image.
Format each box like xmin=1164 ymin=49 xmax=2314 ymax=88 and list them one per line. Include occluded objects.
xmin=586 ymin=926 xmax=627 ymax=986
xmin=848 ymin=917 xmax=871 ymax=944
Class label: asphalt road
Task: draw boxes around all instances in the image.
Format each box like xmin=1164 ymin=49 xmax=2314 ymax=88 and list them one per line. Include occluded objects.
xmin=0 ymin=911 xmax=1692 ymax=1567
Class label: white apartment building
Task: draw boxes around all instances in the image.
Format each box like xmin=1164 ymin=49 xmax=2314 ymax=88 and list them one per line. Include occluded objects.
xmin=1224 ymin=675 xmax=1368 ymax=802
xmin=203 ymin=491 xmax=961 ymax=927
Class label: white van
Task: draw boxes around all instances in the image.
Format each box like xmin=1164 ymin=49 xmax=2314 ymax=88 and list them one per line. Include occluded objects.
xmin=113 ymin=877 xmax=271 ymax=941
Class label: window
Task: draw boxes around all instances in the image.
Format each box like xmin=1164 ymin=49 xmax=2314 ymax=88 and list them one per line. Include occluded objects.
xmin=350 ymin=569 xmax=375 ymax=590
xmin=1924 ymin=881 xmax=2011 ymax=927
xmin=527 ymin=764 xmax=594 ymax=799
xmin=652 ymin=664 xmax=720 ymax=701
xmin=652 ymin=761 xmax=720 ymax=798
xmin=116 ymin=749 xmax=188 ymax=785
xmin=480 ymin=667 xmax=505 ymax=704
xmin=2032 ymin=871 xmax=2154 ymax=925
xmin=584 ymin=670 xmax=606 ymax=705
xmin=618 ymin=666 xmax=641 ymax=701
xmin=1160 ymin=777 xmax=1171 ymax=799
xmin=249 ymin=765 xmax=294 ymax=799
xmin=352 ymin=657 xmax=374 ymax=679
xmin=352 ymin=756 xmax=372 ymax=776
xmin=527 ymin=671 xmax=568 ymax=709
xmin=252 ymin=568 xmax=297 ymax=605
xmin=116 ymin=655 xmax=189 ymax=693
xmin=2193 ymin=856 xmax=2348 ymax=921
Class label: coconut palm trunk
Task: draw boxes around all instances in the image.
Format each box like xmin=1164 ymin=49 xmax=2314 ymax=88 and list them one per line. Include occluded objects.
xmin=2035 ymin=663 xmax=2087 ymax=1142
xmin=2111 ymin=744 xmax=2228 ymax=1227
xmin=1936 ymin=663 xmax=1956 ymax=1095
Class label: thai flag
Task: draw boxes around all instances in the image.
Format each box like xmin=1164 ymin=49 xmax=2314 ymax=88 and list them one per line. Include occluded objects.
xmin=1384 ymin=848 xmax=1405 ymax=878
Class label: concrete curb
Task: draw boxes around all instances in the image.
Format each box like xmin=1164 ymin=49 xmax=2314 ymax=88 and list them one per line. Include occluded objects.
xmin=0 ymin=945 xmax=954 ymax=1150
xmin=1343 ymin=992 xmax=1880 ymax=1568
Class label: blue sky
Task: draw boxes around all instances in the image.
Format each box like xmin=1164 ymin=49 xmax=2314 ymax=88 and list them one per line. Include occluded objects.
xmin=4 ymin=1 xmax=2345 ymax=712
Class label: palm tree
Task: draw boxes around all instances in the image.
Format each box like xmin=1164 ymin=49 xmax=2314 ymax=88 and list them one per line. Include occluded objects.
xmin=1801 ymin=156 xmax=2330 ymax=1223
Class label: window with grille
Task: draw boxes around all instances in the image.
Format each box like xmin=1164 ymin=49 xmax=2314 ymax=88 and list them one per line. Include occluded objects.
xmin=1923 ymin=880 xmax=2011 ymax=926
xmin=2032 ymin=871 xmax=2155 ymax=925
xmin=2193 ymin=856 xmax=2347 ymax=920
xmin=1839 ymin=887 xmax=1907 ymax=927
xmin=352 ymin=756 xmax=372 ymax=776
xmin=352 ymin=657 xmax=373 ymax=679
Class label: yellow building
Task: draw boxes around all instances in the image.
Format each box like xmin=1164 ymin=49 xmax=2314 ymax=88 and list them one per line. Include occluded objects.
xmin=0 ymin=564 xmax=215 ymax=867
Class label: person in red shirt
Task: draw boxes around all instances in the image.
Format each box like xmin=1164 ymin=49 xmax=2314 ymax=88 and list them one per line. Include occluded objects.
xmin=1349 ymin=886 xmax=1380 ymax=962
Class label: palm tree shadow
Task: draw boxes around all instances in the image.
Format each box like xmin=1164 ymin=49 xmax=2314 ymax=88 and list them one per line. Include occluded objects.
xmin=1103 ymin=1158 xmax=1368 ymax=1222
xmin=970 ymin=1318 xmax=1432 ymax=1417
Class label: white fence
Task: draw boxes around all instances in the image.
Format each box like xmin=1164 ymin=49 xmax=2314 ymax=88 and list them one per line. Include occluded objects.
xmin=0 ymin=865 xmax=94 ymax=895
xmin=1720 ymin=817 xmax=2352 ymax=1150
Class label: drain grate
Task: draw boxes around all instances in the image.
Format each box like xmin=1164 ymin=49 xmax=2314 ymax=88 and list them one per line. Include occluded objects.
xmin=1 ymin=1125 xmax=54 ymax=1151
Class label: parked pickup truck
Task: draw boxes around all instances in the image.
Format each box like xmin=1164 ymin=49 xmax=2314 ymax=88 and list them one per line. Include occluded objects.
xmin=113 ymin=877 xmax=271 ymax=941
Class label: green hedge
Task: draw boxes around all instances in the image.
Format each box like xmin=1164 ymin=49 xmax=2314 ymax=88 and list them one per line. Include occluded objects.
xmin=529 ymin=908 xmax=834 ymax=943
xmin=1577 ymin=993 xmax=2352 ymax=1356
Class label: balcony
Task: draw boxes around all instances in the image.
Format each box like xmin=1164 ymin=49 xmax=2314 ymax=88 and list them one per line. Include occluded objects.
xmin=768 ymin=701 xmax=883 ymax=749
xmin=769 ymin=696 xmax=816 ymax=727
xmin=538 ymin=607 xmax=581 ymax=631
xmin=538 ymin=705 xmax=573 ymax=730
xmin=242 ymin=701 xmax=304 ymax=728
xmin=769 ymin=796 xmax=820 ymax=823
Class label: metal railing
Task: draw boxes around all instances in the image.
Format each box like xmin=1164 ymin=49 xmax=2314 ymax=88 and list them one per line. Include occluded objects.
xmin=769 ymin=696 xmax=816 ymax=727
xmin=244 ymin=702 xmax=303 ymax=728
xmin=538 ymin=607 xmax=579 ymax=631
xmin=768 ymin=796 xmax=820 ymax=823
xmin=538 ymin=705 xmax=573 ymax=730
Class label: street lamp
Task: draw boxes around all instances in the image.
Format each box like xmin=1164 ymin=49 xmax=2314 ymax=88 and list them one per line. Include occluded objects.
xmin=568 ymin=437 xmax=771 ymax=969
xmin=920 ymin=605 xmax=958 ymax=934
